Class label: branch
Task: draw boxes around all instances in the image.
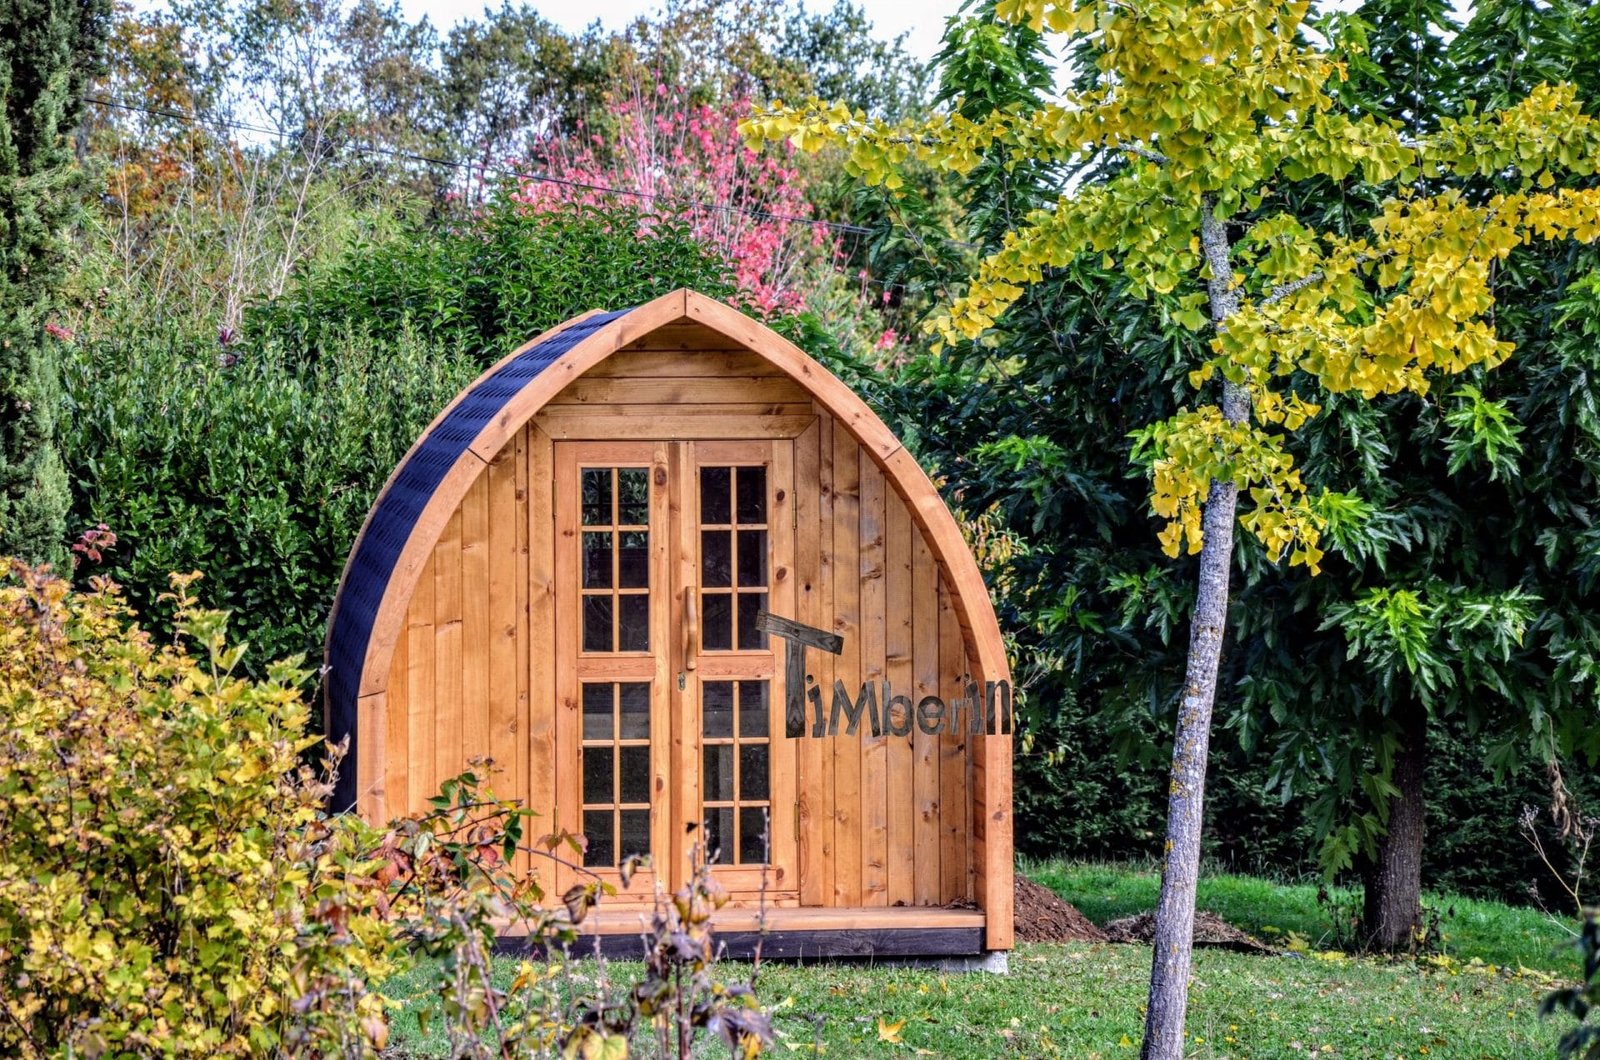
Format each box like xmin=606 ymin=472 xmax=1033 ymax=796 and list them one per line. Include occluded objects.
xmin=1261 ymin=270 xmax=1325 ymax=306
xmin=1120 ymin=144 xmax=1168 ymax=165
xmin=1260 ymin=253 xmax=1377 ymax=308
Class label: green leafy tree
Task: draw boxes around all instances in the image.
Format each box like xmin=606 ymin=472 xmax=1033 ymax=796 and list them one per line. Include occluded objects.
xmin=745 ymin=0 xmax=1600 ymax=1053
xmin=877 ymin=0 xmax=1600 ymax=941
xmin=1218 ymin=0 xmax=1600 ymax=952
xmin=0 ymin=0 xmax=111 ymax=565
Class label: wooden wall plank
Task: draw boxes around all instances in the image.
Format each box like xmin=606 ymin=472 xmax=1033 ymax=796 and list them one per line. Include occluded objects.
xmin=616 ymin=323 xmax=749 ymax=352
xmin=547 ymin=377 xmax=809 ymax=407
xmin=831 ymin=429 xmax=862 ymax=908
xmin=793 ymin=421 xmax=825 ymax=907
xmin=937 ymin=578 xmax=970 ymax=904
xmin=405 ymin=552 xmax=436 ymax=811
xmin=980 ymin=653 xmax=1014 ymax=950
xmin=586 ymin=350 xmax=776 ymax=378
xmin=462 ymin=473 xmax=492 ymax=770
xmin=434 ymin=509 xmax=465 ymax=788
xmin=551 ymin=443 xmax=582 ymax=895
xmin=815 ymin=418 xmax=838 ymax=906
xmin=883 ymin=491 xmax=915 ymax=908
xmin=486 ymin=435 xmax=523 ymax=821
xmin=535 ymin=411 xmax=815 ymax=442
xmin=859 ymin=456 xmax=888 ymax=906
xmin=528 ymin=426 xmax=556 ymax=883
xmin=911 ymin=533 xmax=941 ymax=906
xmin=965 ymin=647 xmax=983 ymax=905
xmin=382 ymin=623 xmax=408 ymax=820
xmin=769 ymin=438 xmax=798 ymax=893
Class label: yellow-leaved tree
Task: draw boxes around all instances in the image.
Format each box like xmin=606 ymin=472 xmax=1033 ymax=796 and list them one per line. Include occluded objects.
xmin=742 ymin=1 xmax=1600 ymax=1054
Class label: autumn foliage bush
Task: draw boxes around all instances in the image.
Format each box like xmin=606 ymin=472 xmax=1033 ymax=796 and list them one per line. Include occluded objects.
xmin=0 ymin=563 xmax=397 ymax=1056
xmin=0 ymin=562 xmax=774 ymax=1058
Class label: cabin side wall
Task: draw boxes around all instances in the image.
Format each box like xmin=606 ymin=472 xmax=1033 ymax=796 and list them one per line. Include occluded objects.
xmin=378 ymin=325 xmax=999 ymax=911
xmin=793 ymin=415 xmax=984 ymax=909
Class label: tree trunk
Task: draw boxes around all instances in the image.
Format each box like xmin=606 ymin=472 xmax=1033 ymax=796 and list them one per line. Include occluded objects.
xmin=1363 ymin=704 xmax=1428 ymax=951
xmin=1141 ymin=203 xmax=1247 ymax=1060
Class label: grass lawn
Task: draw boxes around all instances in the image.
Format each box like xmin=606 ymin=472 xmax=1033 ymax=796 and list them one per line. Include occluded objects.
xmin=1031 ymin=859 xmax=1576 ymax=973
xmin=385 ymin=862 xmax=1586 ymax=1058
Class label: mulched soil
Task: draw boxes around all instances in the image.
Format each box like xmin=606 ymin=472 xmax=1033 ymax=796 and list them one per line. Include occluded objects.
xmin=1013 ymin=874 xmax=1109 ymax=943
xmin=1102 ymin=910 xmax=1277 ymax=953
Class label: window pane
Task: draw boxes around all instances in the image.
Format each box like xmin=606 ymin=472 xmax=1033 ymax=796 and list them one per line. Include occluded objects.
xmin=619 ymin=746 xmax=651 ymax=804
xmin=739 ymin=744 xmax=769 ymax=800
xmin=583 ymin=809 xmax=614 ymax=866
xmin=619 ymin=682 xmax=650 ymax=739
xmin=703 ymin=744 xmax=735 ymax=802
xmin=701 ymin=530 xmax=731 ymax=587
xmin=618 ymin=468 xmax=649 ymax=525
xmin=619 ymin=809 xmax=651 ymax=859
xmin=738 ymin=682 xmax=769 ymax=738
xmin=739 ymin=807 xmax=769 ymax=864
xmin=703 ymin=593 xmax=732 ymax=651
xmin=582 ymin=469 xmax=611 ymax=526
xmin=618 ymin=531 xmax=649 ymax=588
xmin=582 ymin=532 xmax=612 ymax=589
xmin=700 ymin=466 xmax=731 ymax=524
xmin=582 ymin=595 xmax=613 ymax=652
xmin=582 ymin=747 xmax=613 ymax=805
xmin=736 ymin=529 xmax=766 ymax=587
xmin=582 ymin=682 xmax=613 ymax=741
xmin=618 ymin=594 xmax=649 ymax=652
xmin=703 ymin=807 xmax=734 ymax=864
xmin=736 ymin=592 xmax=767 ymax=650
xmin=736 ymin=466 xmax=766 ymax=524
xmin=702 ymin=681 xmax=734 ymax=738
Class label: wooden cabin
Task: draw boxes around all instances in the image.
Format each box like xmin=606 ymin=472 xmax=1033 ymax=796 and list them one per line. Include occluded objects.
xmin=325 ymin=290 xmax=1013 ymax=958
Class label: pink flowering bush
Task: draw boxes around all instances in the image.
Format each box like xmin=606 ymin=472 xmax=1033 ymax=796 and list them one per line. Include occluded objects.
xmin=514 ymin=80 xmax=824 ymax=316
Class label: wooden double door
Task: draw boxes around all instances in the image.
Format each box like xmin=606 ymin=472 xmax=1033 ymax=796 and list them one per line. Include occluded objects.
xmin=553 ymin=439 xmax=798 ymax=901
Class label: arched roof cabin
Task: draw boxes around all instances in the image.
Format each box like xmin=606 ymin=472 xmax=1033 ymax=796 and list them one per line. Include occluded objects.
xmin=326 ymin=290 xmax=1013 ymax=956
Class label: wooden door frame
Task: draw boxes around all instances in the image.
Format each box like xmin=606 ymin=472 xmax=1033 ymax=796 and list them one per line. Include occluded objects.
xmin=552 ymin=436 xmax=799 ymax=905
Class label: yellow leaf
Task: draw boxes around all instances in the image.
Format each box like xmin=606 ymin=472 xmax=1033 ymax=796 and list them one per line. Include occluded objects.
xmin=878 ymin=1018 xmax=906 ymax=1043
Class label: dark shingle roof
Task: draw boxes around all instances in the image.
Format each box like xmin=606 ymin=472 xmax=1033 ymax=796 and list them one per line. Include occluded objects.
xmin=326 ymin=308 xmax=628 ymax=810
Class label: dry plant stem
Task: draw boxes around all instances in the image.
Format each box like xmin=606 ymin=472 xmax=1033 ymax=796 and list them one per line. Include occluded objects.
xmin=1141 ymin=202 xmax=1247 ymax=1060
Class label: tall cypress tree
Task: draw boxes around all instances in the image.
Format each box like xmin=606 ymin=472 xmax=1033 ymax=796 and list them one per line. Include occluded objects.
xmin=0 ymin=0 xmax=110 ymax=565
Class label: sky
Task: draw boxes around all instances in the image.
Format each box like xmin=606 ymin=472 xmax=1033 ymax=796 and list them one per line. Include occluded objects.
xmin=391 ymin=0 xmax=967 ymax=64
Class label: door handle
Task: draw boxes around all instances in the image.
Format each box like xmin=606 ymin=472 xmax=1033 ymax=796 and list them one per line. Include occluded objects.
xmin=683 ymin=585 xmax=699 ymax=671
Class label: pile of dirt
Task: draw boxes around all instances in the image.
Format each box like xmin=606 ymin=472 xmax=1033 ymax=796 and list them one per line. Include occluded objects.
xmin=1013 ymin=875 xmax=1109 ymax=943
xmin=1102 ymin=911 xmax=1276 ymax=953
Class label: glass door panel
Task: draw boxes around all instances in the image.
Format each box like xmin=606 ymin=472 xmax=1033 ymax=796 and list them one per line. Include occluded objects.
xmin=680 ymin=442 xmax=796 ymax=895
xmin=554 ymin=442 xmax=669 ymax=900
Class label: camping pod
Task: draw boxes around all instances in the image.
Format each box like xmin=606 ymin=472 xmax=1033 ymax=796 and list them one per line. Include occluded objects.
xmin=325 ymin=290 xmax=1014 ymax=957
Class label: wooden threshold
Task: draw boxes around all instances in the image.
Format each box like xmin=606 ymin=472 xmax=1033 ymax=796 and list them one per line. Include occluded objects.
xmin=494 ymin=906 xmax=988 ymax=959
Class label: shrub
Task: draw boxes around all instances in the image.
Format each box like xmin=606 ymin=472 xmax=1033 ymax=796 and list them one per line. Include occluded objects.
xmin=247 ymin=200 xmax=735 ymax=365
xmin=0 ymin=562 xmax=775 ymax=1058
xmin=63 ymin=202 xmax=741 ymax=674
xmin=61 ymin=327 xmax=480 ymax=672
xmin=1543 ymin=911 xmax=1600 ymax=1059
xmin=0 ymin=563 xmax=397 ymax=1056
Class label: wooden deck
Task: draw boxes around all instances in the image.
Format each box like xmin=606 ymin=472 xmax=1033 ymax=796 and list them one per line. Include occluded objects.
xmin=497 ymin=906 xmax=988 ymax=959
